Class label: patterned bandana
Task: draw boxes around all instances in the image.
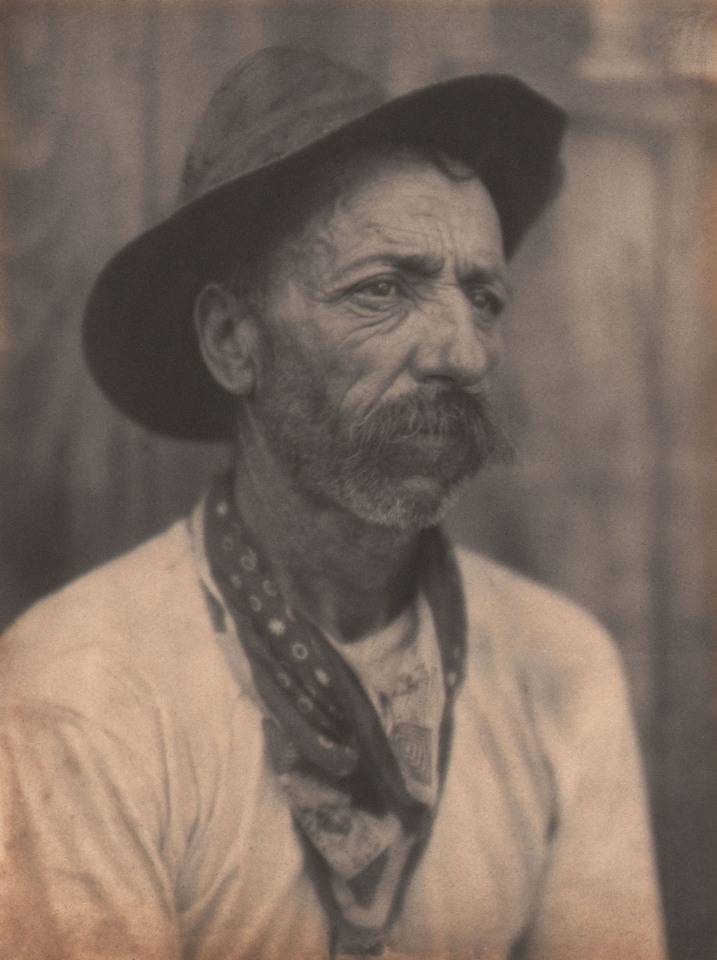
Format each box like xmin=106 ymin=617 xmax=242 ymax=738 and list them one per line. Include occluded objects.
xmin=201 ymin=473 xmax=467 ymax=956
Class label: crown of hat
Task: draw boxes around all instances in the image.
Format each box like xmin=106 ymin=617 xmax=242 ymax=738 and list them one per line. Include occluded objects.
xmin=180 ymin=47 xmax=385 ymax=203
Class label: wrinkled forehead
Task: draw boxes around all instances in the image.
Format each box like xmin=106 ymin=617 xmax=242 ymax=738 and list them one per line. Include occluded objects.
xmin=297 ymin=142 xmax=499 ymax=231
xmin=219 ymin=141 xmax=506 ymax=300
xmin=269 ymin=145 xmax=506 ymax=278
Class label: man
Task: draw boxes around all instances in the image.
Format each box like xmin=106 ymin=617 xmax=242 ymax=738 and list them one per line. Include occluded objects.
xmin=0 ymin=47 xmax=664 ymax=960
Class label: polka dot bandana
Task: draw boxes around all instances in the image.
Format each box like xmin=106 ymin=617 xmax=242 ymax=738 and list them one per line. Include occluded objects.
xmin=201 ymin=473 xmax=467 ymax=955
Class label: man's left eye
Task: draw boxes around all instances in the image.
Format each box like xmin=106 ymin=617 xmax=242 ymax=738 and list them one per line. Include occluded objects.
xmin=467 ymin=288 xmax=504 ymax=315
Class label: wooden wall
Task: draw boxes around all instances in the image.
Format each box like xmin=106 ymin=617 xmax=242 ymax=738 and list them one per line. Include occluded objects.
xmin=1 ymin=3 xmax=715 ymax=958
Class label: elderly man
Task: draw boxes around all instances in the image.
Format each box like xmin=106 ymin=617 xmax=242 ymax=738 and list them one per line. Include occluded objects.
xmin=1 ymin=48 xmax=664 ymax=960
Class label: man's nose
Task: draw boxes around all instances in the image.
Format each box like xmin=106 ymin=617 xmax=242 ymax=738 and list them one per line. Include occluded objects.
xmin=410 ymin=289 xmax=502 ymax=388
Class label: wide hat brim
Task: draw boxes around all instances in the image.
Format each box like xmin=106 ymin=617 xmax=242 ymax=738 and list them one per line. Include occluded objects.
xmin=84 ymin=70 xmax=566 ymax=441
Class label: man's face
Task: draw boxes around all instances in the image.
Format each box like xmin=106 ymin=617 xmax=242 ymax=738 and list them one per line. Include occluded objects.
xmin=247 ymin=151 xmax=512 ymax=530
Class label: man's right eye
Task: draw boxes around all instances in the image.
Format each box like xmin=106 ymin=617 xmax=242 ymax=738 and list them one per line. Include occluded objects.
xmin=351 ymin=277 xmax=403 ymax=301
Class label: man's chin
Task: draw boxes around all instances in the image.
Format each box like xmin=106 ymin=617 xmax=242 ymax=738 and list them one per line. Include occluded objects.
xmin=337 ymin=472 xmax=464 ymax=532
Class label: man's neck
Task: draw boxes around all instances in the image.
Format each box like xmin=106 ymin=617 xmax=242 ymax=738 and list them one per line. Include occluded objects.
xmin=230 ymin=432 xmax=422 ymax=644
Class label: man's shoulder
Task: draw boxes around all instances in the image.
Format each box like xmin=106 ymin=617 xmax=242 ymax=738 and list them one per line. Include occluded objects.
xmin=7 ymin=519 xmax=195 ymax=638
xmin=453 ymin=543 xmax=627 ymax=712
xmin=454 ymin=541 xmax=608 ymax=634
xmin=1 ymin=519 xmax=207 ymax=699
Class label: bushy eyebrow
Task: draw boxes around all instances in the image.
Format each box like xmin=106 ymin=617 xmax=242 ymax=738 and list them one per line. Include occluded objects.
xmin=341 ymin=252 xmax=512 ymax=296
xmin=460 ymin=266 xmax=513 ymax=299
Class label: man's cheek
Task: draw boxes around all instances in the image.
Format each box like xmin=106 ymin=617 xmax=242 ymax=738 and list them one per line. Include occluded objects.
xmin=327 ymin=365 xmax=400 ymax=425
xmin=340 ymin=302 xmax=411 ymax=336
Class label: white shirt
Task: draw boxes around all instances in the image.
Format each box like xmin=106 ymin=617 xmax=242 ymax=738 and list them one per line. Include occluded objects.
xmin=0 ymin=511 xmax=666 ymax=960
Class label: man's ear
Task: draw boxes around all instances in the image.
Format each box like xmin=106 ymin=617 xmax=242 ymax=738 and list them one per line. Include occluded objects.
xmin=193 ymin=282 xmax=259 ymax=397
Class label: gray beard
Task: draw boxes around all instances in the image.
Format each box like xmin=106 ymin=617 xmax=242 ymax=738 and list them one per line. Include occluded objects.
xmin=253 ymin=372 xmax=513 ymax=531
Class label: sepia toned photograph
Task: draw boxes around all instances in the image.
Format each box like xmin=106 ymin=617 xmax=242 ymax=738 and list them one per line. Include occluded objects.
xmin=0 ymin=1 xmax=715 ymax=958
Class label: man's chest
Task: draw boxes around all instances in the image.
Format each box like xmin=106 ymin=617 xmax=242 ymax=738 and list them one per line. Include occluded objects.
xmin=174 ymin=671 xmax=553 ymax=960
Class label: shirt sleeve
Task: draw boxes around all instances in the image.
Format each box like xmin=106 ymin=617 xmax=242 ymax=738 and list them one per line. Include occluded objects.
xmin=520 ymin=633 xmax=667 ymax=960
xmin=0 ymin=698 xmax=182 ymax=959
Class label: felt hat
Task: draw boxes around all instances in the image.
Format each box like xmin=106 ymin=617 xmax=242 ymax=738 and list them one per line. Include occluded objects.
xmin=83 ymin=46 xmax=566 ymax=440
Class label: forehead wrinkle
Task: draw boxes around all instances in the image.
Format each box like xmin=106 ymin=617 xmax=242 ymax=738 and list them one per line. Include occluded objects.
xmin=320 ymin=200 xmax=495 ymax=267
xmin=278 ymin=218 xmax=508 ymax=300
xmin=270 ymin=160 xmax=506 ymax=290
xmin=329 ymin=222 xmax=445 ymax=276
xmin=280 ymin=215 xmax=436 ymax=292
xmin=329 ymin=220 xmax=507 ymax=290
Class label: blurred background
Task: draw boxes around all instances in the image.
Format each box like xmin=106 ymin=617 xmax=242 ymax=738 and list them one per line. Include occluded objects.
xmin=1 ymin=1 xmax=715 ymax=957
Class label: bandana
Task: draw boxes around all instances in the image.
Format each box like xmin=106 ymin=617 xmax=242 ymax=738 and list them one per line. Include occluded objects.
xmin=201 ymin=474 xmax=466 ymax=956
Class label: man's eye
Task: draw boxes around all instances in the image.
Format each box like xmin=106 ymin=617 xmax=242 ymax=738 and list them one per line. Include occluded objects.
xmin=467 ymin=287 xmax=504 ymax=315
xmin=350 ymin=278 xmax=403 ymax=302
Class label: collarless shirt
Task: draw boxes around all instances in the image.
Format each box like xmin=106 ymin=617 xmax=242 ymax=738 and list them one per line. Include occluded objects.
xmin=0 ymin=504 xmax=667 ymax=960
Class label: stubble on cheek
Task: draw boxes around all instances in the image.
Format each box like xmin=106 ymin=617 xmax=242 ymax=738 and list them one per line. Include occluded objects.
xmin=253 ymin=346 xmax=511 ymax=530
